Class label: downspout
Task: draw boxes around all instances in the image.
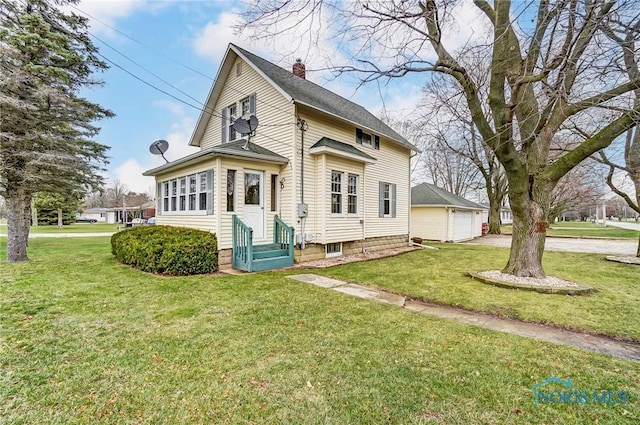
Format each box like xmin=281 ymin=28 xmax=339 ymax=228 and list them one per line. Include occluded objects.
xmin=298 ymin=118 xmax=308 ymax=249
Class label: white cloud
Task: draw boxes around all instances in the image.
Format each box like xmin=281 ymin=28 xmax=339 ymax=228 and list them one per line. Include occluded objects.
xmin=192 ymin=10 xmax=242 ymax=65
xmin=110 ymin=101 xmax=198 ymax=194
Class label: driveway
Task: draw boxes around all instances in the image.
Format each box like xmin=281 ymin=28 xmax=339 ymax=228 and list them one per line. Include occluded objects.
xmin=466 ymin=234 xmax=637 ymax=255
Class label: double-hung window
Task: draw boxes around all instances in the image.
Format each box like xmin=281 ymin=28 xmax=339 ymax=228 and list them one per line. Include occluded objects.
xmin=347 ymin=174 xmax=358 ymax=214
xmin=331 ymin=171 xmax=342 ymax=214
xmin=221 ymin=94 xmax=257 ymax=143
xmin=379 ymin=181 xmax=396 ymax=217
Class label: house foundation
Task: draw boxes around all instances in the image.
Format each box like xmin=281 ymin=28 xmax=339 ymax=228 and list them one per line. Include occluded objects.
xmin=218 ymin=234 xmax=409 ymax=268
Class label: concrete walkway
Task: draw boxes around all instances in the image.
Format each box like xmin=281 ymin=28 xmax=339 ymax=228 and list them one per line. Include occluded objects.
xmin=467 ymin=234 xmax=637 ymax=255
xmin=288 ymin=274 xmax=640 ymax=362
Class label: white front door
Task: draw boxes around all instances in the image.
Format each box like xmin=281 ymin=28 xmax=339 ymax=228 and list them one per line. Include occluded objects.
xmin=243 ymin=170 xmax=265 ymax=240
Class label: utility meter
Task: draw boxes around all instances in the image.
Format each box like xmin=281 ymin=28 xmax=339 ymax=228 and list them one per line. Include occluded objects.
xmin=298 ymin=203 xmax=308 ymax=218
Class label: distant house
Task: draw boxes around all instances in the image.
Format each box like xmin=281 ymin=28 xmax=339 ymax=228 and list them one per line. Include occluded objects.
xmin=80 ymin=207 xmax=107 ymax=222
xmin=411 ymin=183 xmax=484 ymax=242
xmin=481 ymin=206 xmax=512 ymax=225
xmin=143 ymin=44 xmax=418 ymax=271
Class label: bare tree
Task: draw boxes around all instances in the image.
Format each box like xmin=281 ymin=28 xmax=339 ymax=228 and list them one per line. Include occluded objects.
xmin=240 ymin=0 xmax=640 ymax=277
xmin=419 ymin=71 xmax=507 ymax=233
xmin=549 ymin=161 xmax=606 ymax=223
xmin=595 ymin=14 xmax=640 ymax=255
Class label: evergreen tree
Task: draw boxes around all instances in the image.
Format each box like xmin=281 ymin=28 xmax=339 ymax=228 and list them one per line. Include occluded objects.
xmin=0 ymin=0 xmax=112 ymax=261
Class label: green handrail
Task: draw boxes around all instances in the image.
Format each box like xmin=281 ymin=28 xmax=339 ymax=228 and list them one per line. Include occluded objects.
xmin=274 ymin=215 xmax=295 ymax=259
xmin=232 ymin=215 xmax=253 ymax=271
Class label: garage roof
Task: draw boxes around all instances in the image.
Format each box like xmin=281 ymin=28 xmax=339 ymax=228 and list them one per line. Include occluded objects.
xmin=411 ymin=183 xmax=485 ymax=210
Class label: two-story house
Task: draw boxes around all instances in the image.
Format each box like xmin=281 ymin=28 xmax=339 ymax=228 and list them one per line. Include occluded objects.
xmin=143 ymin=44 xmax=418 ymax=271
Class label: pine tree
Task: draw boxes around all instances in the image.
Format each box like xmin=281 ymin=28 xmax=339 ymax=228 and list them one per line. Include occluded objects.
xmin=0 ymin=0 xmax=112 ymax=261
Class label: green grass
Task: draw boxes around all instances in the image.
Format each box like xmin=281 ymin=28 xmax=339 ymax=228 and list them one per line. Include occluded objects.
xmin=315 ymin=244 xmax=640 ymax=342
xmin=0 ymin=222 xmax=118 ymax=233
xmin=501 ymin=222 xmax=640 ymax=239
xmin=1 ymin=238 xmax=638 ymax=424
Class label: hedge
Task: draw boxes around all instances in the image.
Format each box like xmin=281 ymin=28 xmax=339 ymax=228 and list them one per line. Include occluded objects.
xmin=111 ymin=225 xmax=218 ymax=276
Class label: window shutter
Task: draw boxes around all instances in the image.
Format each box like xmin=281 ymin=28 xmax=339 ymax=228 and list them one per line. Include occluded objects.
xmin=391 ymin=183 xmax=397 ymax=218
xmin=249 ymin=93 xmax=256 ymax=114
xmin=379 ymin=181 xmax=385 ymax=218
xmin=221 ymin=108 xmax=228 ymax=143
xmin=356 ymin=128 xmax=363 ymax=144
xmin=206 ymin=169 xmax=214 ymax=215
xmin=156 ymin=182 xmax=162 ymax=215
xmin=374 ymin=135 xmax=380 ymax=150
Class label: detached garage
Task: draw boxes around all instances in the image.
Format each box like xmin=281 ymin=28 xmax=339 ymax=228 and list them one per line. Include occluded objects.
xmin=411 ymin=183 xmax=485 ymax=242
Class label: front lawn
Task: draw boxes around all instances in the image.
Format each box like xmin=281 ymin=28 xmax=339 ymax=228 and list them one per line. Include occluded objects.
xmin=1 ymin=238 xmax=638 ymax=424
xmin=315 ymin=244 xmax=640 ymax=342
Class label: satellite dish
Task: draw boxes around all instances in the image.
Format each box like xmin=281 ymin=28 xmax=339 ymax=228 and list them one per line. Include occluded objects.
xmin=231 ymin=115 xmax=260 ymax=150
xmin=232 ymin=114 xmax=260 ymax=135
xmin=149 ymin=139 xmax=169 ymax=163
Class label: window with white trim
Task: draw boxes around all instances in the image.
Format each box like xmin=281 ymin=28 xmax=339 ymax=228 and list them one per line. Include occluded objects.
xmin=221 ymin=94 xmax=257 ymax=143
xmin=160 ymin=171 xmax=213 ymax=214
xmin=356 ymin=128 xmax=380 ymax=149
xmin=347 ymin=174 xmax=358 ymax=214
xmin=188 ymin=175 xmax=197 ymax=210
xmin=331 ymin=171 xmax=342 ymax=214
xmin=162 ymin=181 xmax=169 ymax=212
xmin=325 ymin=242 xmax=343 ymax=258
xmin=179 ymin=178 xmax=186 ymax=211
xmin=379 ymin=181 xmax=396 ymax=218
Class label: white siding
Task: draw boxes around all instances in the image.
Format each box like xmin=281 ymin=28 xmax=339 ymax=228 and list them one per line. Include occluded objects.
xmin=296 ymin=105 xmax=411 ymax=243
xmin=411 ymin=207 xmax=449 ymax=241
xmin=198 ymin=56 xmax=297 ymax=228
xmin=155 ymin=159 xmax=218 ymax=233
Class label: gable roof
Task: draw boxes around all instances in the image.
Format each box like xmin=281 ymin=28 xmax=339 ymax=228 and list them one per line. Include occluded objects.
xmin=189 ymin=44 xmax=417 ymax=152
xmin=143 ymin=140 xmax=288 ymax=177
xmin=411 ymin=183 xmax=485 ymax=210
xmin=310 ymin=137 xmax=377 ymax=163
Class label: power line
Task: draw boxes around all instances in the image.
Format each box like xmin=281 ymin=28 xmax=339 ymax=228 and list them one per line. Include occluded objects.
xmin=70 ymin=4 xmax=298 ymax=120
xmin=94 ymin=51 xmax=294 ymax=149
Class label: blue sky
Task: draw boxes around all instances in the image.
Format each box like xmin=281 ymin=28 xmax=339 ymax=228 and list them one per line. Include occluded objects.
xmin=71 ymin=0 xmax=487 ymax=194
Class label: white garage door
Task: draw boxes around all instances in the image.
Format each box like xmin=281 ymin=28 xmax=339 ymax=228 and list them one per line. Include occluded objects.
xmin=453 ymin=210 xmax=474 ymax=241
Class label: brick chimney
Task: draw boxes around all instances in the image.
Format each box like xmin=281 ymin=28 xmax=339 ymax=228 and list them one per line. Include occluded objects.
xmin=292 ymin=58 xmax=306 ymax=79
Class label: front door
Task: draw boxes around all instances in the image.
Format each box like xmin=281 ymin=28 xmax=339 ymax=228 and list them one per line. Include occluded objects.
xmin=243 ymin=170 xmax=265 ymax=240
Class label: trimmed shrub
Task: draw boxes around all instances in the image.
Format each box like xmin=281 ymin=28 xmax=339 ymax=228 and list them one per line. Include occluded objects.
xmin=111 ymin=226 xmax=218 ymax=276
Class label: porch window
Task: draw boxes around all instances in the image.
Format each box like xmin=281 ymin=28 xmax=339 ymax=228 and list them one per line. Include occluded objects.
xmin=170 ymin=180 xmax=177 ymax=211
xmin=347 ymin=174 xmax=358 ymax=214
xmin=199 ymin=172 xmax=209 ymax=211
xmin=331 ymin=171 xmax=342 ymax=214
xmin=188 ymin=174 xmax=197 ymax=210
xmin=159 ymin=170 xmax=213 ymax=214
xmin=163 ymin=182 xmax=169 ymax=212
xmin=271 ymin=174 xmax=278 ymax=212
xmin=227 ymin=170 xmax=236 ymax=212
xmin=179 ymin=178 xmax=186 ymax=211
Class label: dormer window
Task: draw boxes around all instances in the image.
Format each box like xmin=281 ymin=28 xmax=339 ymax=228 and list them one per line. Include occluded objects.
xmin=222 ymin=93 xmax=257 ymax=143
xmin=355 ymin=128 xmax=380 ymax=150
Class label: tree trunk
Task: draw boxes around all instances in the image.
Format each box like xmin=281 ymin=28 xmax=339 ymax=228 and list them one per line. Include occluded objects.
xmin=488 ymin=199 xmax=502 ymax=234
xmin=6 ymin=188 xmax=32 ymax=262
xmin=57 ymin=209 xmax=63 ymax=228
xmin=502 ymin=177 xmax=552 ymax=278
